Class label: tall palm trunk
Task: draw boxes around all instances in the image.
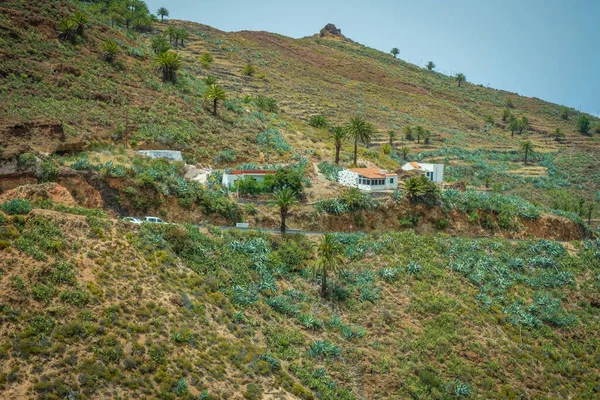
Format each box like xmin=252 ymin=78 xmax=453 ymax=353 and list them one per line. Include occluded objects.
xmin=321 ymin=268 xmax=327 ymax=296
xmin=280 ymin=208 xmax=287 ymax=234
xmin=524 ymin=150 xmax=529 ymax=165
xmin=335 ymin=143 xmax=341 ymax=164
xmin=213 ymin=99 xmax=218 ymax=115
xmin=353 ymin=137 xmax=358 ymax=165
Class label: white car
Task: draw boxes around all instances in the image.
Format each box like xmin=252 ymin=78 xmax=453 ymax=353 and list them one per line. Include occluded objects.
xmin=145 ymin=216 xmax=166 ymax=224
xmin=123 ymin=217 xmax=142 ymax=224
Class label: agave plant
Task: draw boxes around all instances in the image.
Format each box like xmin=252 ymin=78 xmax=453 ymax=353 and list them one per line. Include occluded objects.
xmin=153 ymin=51 xmax=182 ymax=83
xmin=101 ymin=40 xmax=120 ymax=63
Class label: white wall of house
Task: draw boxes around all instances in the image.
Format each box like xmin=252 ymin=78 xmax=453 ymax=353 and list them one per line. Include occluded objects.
xmin=338 ymin=170 xmax=398 ymax=191
xmin=222 ymin=173 xmax=269 ymax=188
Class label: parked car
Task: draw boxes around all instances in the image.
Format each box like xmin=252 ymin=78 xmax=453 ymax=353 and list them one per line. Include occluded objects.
xmin=145 ymin=216 xmax=166 ymax=224
xmin=123 ymin=217 xmax=142 ymax=224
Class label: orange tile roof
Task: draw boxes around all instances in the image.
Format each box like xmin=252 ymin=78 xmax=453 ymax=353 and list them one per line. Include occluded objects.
xmin=349 ymin=168 xmax=397 ymax=179
xmin=409 ymin=162 xmax=421 ymax=169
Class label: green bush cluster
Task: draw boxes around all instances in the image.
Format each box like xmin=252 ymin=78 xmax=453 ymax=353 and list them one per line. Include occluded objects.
xmin=315 ymin=188 xmax=377 ymax=215
xmin=1 ymin=199 xmax=32 ymax=215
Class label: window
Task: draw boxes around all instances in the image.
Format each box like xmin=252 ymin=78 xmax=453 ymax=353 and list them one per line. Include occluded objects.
xmin=389 ymin=178 xmax=394 ymax=184
xmin=366 ymin=179 xmax=370 ymax=185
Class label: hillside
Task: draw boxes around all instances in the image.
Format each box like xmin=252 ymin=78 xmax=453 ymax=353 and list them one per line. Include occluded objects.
xmin=1 ymin=1 xmax=600 ymax=399
xmin=1 ymin=204 xmax=600 ymax=399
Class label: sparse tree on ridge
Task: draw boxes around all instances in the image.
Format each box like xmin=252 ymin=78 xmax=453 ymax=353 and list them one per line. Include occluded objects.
xmin=345 ymin=116 xmax=375 ymax=166
xmin=391 ymin=48 xmax=400 ymax=58
xmin=268 ymin=188 xmax=299 ymax=234
xmin=502 ymin=108 xmax=511 ymax=122
xmin=330 ymin=126 xmax=347 ymax=165
xmin=553 ymin=128 xmax=565 ymax=142
xmin=426 ymin=61 xmax=435 ymax=71
xmin=310 ymin=233 xmax=345 ymax=297
xmin=157 ymin=7 xmax=169 ymax=23
xmin=456 ymin=73 xmax=466 ymax=87
xmin=560 ymin=106 xmax=570 ymax=120
xmin=521 ymin=141 xmax=534 ymax=165
xmin=577 ymin=115 xmax=591 ymax=134
xmin=203 ymin=84 xmax=227 ymax=116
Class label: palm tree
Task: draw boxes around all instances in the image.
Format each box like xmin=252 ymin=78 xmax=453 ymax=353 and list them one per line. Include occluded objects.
xmin=330 ymin=126 xmax=346 ymax=165
xmin=415 ymin=126 xmax=425 ymax=144
xmin=151 ymin=35 xmax=171 ymax=54
xmin=518 ymin=116 xmax=529 ymax=135
xmin=157 ymin=7 xmax=169 ymax=23
xmin=203 ymin=75 xmax=217 ymax=85
xmin=426 ymin=61 xmax=435 ymax=71
xmin=165 ymin=26 xmax=177 ymax=45
xmin=520 ymin=141 xmax=534 ymax=165
xmin=176 ymin=28 xmax=189 ymax=48
xmin=153 ymin=51 xmax=182 ymax=83
xmin=345 ymin=116 xmax=375 ymax=166
xmin=203 ymin=84 xmax=227 ymax=116
xmin=310 ymin=233 xmax=345 ymax=296
xmin=456 ymin=73 xmax=466 ymax=87
xmin=101 ymin=40 xmax=120 ymax=63
xmin=57 ymin=19 xmax=78 ymax=43
xmin=508 ymin=116 xmax=519 ymax=137
xmin=400 ymin=146 xmax=410 ymax=161
xmin=403 ymin=126 xmax=414 ymax=141
xmin=391 ymin=48 xmax=400 ymax=58
xmin=268 ymin=188 xmax=299 ymax=234
xmin=388 ymin=130 xmax=396 ymax=146
xmin=199 ymin=53 xmax=214 ymax=68
xmin=72 ymin=12 xmax=89 ymax=37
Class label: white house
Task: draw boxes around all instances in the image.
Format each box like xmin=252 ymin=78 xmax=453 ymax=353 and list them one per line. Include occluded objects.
xmin=222 ymin=170 xmax=276 ymax=188
xmin=401 ymin=162 xmax=444 ymax=183
xmin=338 ymin=168 xmax=398 ymax=191
xmin=137 ymin=150 xmax=183 ymax=162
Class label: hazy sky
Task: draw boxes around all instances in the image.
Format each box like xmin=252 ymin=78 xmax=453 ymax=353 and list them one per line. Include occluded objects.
xmin=146 ymin=0 xmax=599 ymax=116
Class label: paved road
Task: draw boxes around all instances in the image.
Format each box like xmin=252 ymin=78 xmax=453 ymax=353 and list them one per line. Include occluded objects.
xmin=215 ymin=225 xmax=327 ymax=235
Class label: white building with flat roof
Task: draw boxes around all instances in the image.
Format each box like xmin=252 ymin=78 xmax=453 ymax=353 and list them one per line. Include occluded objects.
xmin=401 ymin=162 xmax=444 ymax=183
xmin=221 ymin=169 xmax=276 ymax=188
xmin=338 ymin=167 xmax=398 ymax=191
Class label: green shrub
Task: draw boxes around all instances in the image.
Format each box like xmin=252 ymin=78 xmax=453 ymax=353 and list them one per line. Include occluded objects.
xmin=436 ymin=218 xmax=449 ymax=230
xmin=1 ymin=199 xmax=32 ymax=215
xmin=308 ymin=115 xmax=328 ymax=128
xmin=59 ymin=289 xmax=89 ymax=306
xmin=32 ymin=284 xmax=57 ymax=304
xmin=308 ymin=340 xmax=340 ymax=359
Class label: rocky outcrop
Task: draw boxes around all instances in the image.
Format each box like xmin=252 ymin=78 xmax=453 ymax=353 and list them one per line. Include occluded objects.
xmin=0 ymin=121 xmax=86 ymax=158
xmin=319 ymin=23 xmax=345 ymax=38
